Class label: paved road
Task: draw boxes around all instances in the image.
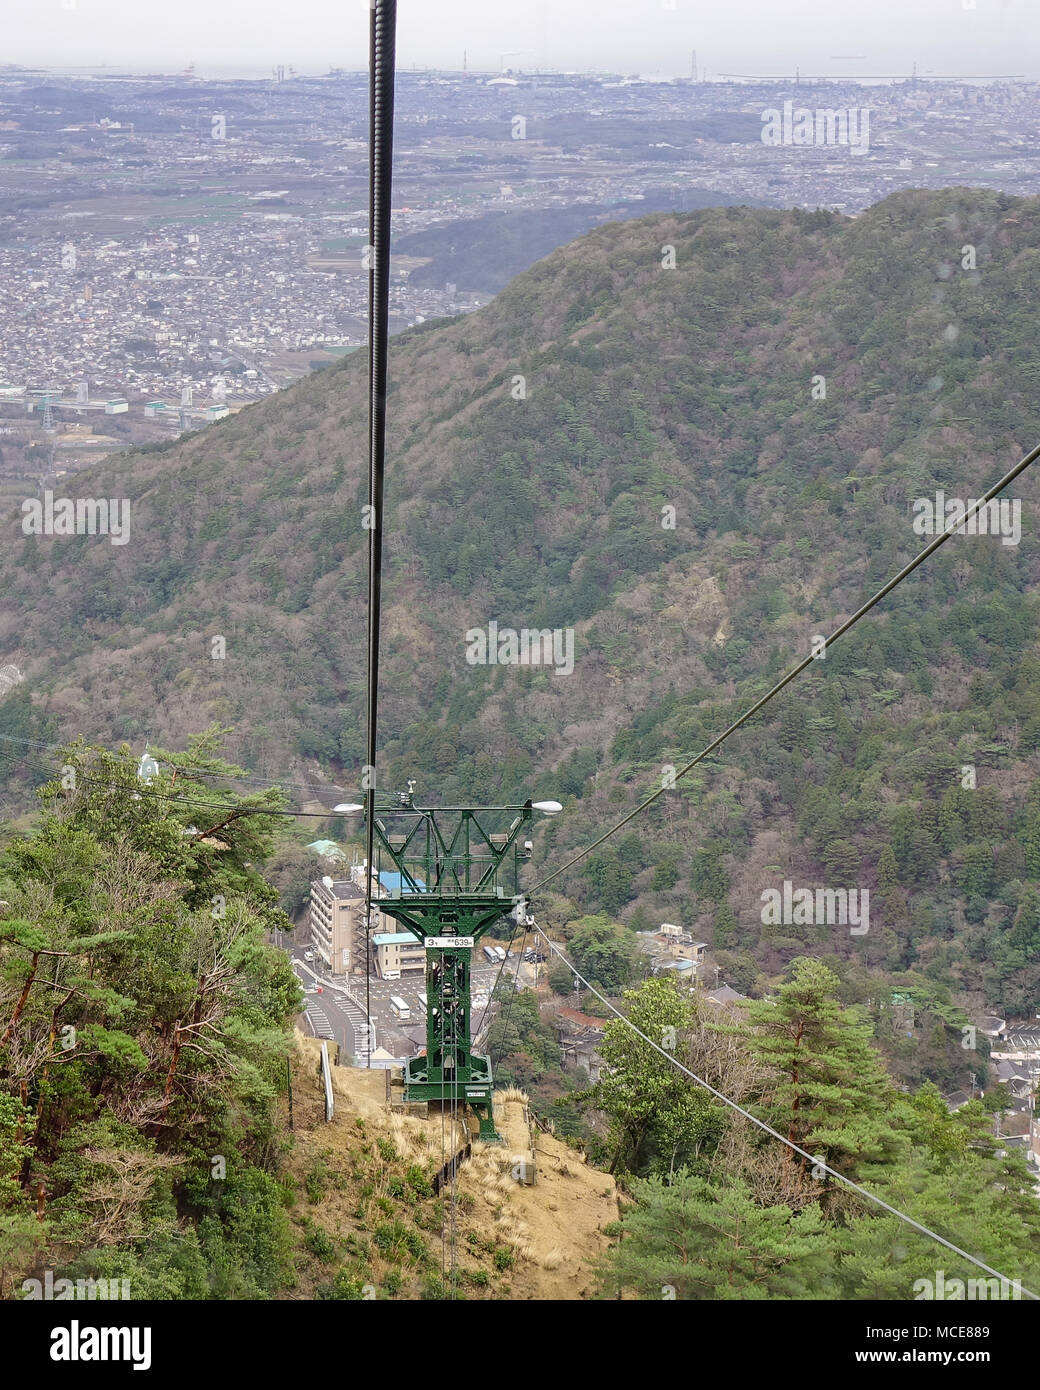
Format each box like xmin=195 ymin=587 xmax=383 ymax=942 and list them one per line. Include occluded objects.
xmin=289 ymin=952 xmax=374 ymax=1060
xmin=282 ymin=938 xmax=521 ymax=1056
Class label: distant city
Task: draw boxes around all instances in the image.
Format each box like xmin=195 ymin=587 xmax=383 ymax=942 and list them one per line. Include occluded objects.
xmin=2 ymin=63 xmax=1039 ymax=476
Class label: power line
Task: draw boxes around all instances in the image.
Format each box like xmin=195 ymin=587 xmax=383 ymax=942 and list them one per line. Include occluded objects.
xmin=472 ymin=914 xmax=524 ymax=1043
xmin=0 ymin=729 xmax=349 ymax=797
xmin=0 ymin=746 xmax=345 ymax=822
xmin=530 ymin=440 xmax=1040 ymax=893
xmin=364 ymin=0 xmax=398 ymax=1064
xmin=531 ymin=921 xmax=1039 ymax=1299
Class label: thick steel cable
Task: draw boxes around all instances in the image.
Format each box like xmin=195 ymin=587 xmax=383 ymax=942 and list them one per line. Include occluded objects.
xmin=364 ymin=0 xmax=397 ymax=1062
xmin=472 ymin=918 xmax=523 ymax=1043
xmin=530 ymin=440 xmax=1040 ymax=892
xmin=531 ymin=922 xmax=1038 ymax=1298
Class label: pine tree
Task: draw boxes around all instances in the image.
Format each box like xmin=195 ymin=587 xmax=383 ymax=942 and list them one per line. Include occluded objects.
xmin=878 ymin=843 xmax=899 ymax=891
xmin=713 ymin=900 xmax=737 ymax=950
xmin=600 ymin=1171 xmax=842 ymax=1300
xmin=723 ymin=957 xmax=909 ymax=1186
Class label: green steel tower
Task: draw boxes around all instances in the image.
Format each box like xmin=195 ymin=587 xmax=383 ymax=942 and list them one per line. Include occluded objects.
xmin=366 ymin=788 xmax=559 ymax=1142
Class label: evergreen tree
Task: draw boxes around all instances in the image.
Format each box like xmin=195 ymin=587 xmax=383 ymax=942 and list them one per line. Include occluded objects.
xmin=723 ymin=958 xmax=909 ymax=1186
xmin=582 ymin=977 xmax=721 ymax=1177
xmin=600 ymin=1171 xmax=842 ymax=1300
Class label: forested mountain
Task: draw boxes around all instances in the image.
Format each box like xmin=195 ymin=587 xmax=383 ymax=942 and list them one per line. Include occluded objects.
xmin=3 ymin=185 xmax=1040 ymax=1052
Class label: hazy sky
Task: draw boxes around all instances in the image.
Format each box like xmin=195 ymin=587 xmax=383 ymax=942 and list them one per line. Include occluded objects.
xmin=3 ymin=0 xmax=1038 ymax=79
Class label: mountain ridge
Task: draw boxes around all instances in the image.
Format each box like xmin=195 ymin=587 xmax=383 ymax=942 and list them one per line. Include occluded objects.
xmin=3 ymin=186 xmax=1040 ymax=1035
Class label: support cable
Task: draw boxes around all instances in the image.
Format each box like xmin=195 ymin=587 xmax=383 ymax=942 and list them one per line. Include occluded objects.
xmin=531 ymin=920 xmax=1038 ymax=1299
xmin=530 ymin=441 xmax=1040 ymax=892
xmin=363 ymin=0 xmax=398 ymax=1063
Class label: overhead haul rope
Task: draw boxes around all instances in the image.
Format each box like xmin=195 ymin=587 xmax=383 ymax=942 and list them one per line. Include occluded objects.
xmin=0 ymin=748 xmax=344 ymax=821
xmin=531 ymin=921 xmax=1039 ymax=1299
xmin=529 ymin=439 xmax=1040 ymax=891
xmin=449 ymin=967 xmax=460 ymax=1298
xmin=474 ymin=922 xmax=528 ymax=1049
xmin=364 ymin=0 xmax=398 ymax=1062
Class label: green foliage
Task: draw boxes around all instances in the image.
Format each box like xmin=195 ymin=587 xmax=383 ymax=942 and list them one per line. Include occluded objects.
xmin=567 ymin=914 xmax=639 ymax=993
xmin=317 ymin=1268 xmax=371 ymax=1300
xmin=373 ymin=1219 xmax=429 ymax=1266
xmin=601 ymin=1172 xmax=842 ymax=1299
xmin=0 ymin=732 xmax=300 ymax=1299
xmin=599 ymin=967 xmax=1040 ymax=1301
xmin=306 ymin=1227 xmax=336 ymax=1261
xmin=305 ymin=1162 xmax=328 ymax=1204
xmin=690 ymin=845 xmax=729 ymax=903
xmin=582 ymin=978 xmax=723 ymax=1178
xmin=405 ymin=1165 xmax=433 ymax=1199
xmin=547 ymin=957 xmax=576 ymax=995
xmin=726 ymin=958 xmax=909 ymax=1178
xmin=487 ymin=988 xmax=567 ymax=1093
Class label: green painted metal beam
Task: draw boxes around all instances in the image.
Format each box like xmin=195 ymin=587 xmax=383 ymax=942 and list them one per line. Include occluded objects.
xmin=367 ymin=792 xmax=537 ymax=1142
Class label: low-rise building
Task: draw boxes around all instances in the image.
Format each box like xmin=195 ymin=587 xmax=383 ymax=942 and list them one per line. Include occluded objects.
xmin=309 ymin=875 xmax=369 ymax=976
xmin=372 ymin=930 xmax=425 ymax=979
xmin=703 ymin=983 xmax=748 ymax=1010
xmin=634 ymin=925 xmax=708 ymax=978
xmin=307 ymin=838 xmax=347 ymax=864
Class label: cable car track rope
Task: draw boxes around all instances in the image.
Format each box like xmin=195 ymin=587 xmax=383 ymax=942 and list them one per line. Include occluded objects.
xmin=364 ymin=0 xmax=398 ymax=1064
xmin=529 ymin=921 xmax=1039 ymax=1300
xmin=529 ymin=439 xmax=1040 ymax=894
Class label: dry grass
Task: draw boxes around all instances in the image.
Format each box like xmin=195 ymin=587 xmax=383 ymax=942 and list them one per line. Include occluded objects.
xmin=497 ymin=1086 xmax=529 ymax=1104
xmin=287 ymin=1038 xmax=618 ymax=1300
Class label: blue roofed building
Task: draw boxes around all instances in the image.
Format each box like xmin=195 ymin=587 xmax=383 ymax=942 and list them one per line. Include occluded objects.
xmin=378 ymin=870 xmax=426 ymax=896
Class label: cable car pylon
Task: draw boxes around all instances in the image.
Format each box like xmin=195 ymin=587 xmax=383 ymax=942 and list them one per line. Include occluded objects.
xmin=365 ymin=788 xmax=559 ymax=1141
